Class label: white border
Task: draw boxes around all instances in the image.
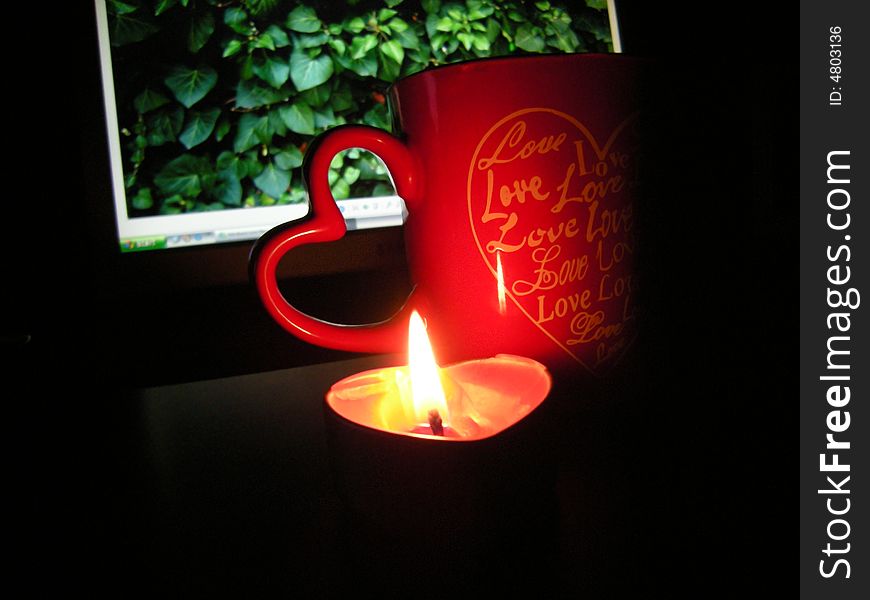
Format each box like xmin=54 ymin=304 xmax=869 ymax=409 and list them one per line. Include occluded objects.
xmin=607 ymin=0 xmax=622 ymax=53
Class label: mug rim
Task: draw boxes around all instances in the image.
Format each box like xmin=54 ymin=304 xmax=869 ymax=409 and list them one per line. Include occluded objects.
xmin=389 ymin=51 xmax=647 ymax=91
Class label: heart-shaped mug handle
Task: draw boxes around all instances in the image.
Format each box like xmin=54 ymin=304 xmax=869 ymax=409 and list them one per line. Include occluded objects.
xmin=250 ymin=125 xmax=421 ymax=353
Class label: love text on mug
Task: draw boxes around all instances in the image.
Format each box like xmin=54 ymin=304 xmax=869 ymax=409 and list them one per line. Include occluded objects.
xmin=468 ymin=108 xmax=641 ymax=373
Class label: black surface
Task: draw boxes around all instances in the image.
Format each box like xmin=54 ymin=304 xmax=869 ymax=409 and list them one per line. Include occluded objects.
xmin=35 ymin=354 xmax=771 ymax=598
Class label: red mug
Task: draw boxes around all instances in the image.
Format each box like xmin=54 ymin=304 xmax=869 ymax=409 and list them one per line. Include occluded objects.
xmin=252 ymin=53 xmax=652 ymax=378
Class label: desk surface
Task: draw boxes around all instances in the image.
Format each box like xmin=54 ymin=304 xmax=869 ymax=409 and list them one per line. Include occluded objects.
xmin=55 ymin=352 xmax=786 ymax=597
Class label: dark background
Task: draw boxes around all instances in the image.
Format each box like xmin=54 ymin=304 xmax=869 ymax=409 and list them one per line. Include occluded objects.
xmin=8 ymin=1 xmax=795 ymax=596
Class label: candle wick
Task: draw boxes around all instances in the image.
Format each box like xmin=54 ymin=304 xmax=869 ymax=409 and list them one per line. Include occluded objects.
xmin=427 ymin=409 xmax=444 ymax=436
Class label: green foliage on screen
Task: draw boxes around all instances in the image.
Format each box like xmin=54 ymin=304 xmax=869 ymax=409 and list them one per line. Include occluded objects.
xmin=107 ymin=0 xmax=612 ymax=216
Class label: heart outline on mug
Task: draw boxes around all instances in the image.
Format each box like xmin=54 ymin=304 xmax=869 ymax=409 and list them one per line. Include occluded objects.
xmin=466 ymin=107 xmax=641 ymax=374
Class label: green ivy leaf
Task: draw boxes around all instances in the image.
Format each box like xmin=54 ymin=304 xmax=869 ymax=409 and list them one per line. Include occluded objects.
xmin=235 ymin=78 xmax=291 ymax=108
xmin=154 ymin=0 xmax=178 ymax=16
xmin=456 ymin=32 xmax=473 ymax=51
xmin=363 ymin=103 xmax=390 ymax=130
xmin=254 ymin=162 xmax=291 ymax=198
xmin=373 ymin=182 xmax=395 ymax=196
xmin=222 ymin=38 xmax=243 ymax=58
xmin=434 ymin=16 xmax=453 ymax=32
xmin=240 ymin=54 xmax=255 ymax=80
xmin=290 ymin=50 xmax=334 ymax=91
xmin=267 ymin=108 xmax=288 ymax=136
xmin=281 ymin=186 xmax=306 ymax=204
xmin=164 ymin=65 xmax=217 ymax=108
xmin=159 ymin=194 xmax=186 ymax=214
xmin=242 ymin=152 xmax=264 ymax=178
xmin=471 ymin=32 xmax=490 ymax=52
xmin=296 ymin=31 xmax=329 ymax=48
xmin=179 ymin=107 xmax=220 ymax=149
xmin=350 ymin=34 xmax=378 ymax=60
xmin=264 ymin=24 xmax=290 ymax=48
xmin=133 ymin=88 xmax=169 ymax=114
xmin=446 ymin=7 xmax=463 ymax=21
xmin=421 ymin=0 xmax=441 ymax=14
xmin=216 ymin=151 xmax=242 ymax=176
xmin=356 ymin=152 xmax=388 ymax=179
xmin=234 ymin=113 xmax=269 ymax=153
xmin=389 ymin=17 xmax=409 ymax=33
xmin=380 ymin=39 xmax=404 ymax=64
xmin=313 ymin=106 xmax=336 ymax=128
xmin=223 ymin=6 xmax=251 ymax=35
xmin=484 ymin=17 xmax=501 ymax=42
xmin=407 ymin=45 xmax=431 ymax=70
xmin=467 ymin=0 xmax=494 ymax=20
xmin=391 ymin=25 xmax=420 ymax=50
xmin=546 ymin=24 xmax=580 ymax=53
xmin=188 ymin=11 xmax=215 ymax=53
xmin=274 ymin=146 xmax=303 ymax=170
xmin=339 ymin=53 xmax=378 ymax=77
xmin=515 ymin=24 xmax=545 ymax=52
xmin=586 ymin=0 xmax=608 ymax=9
xmin=430 ymin=32 xmax=459 ymax=58
xmin=252 ymin=55 xmax=290 ymax=89
xmin=214 ymin=118 xmax=231 ymax=142
xmin=145 ymin=105 xmax=184 ymax=146
xmin=278 ymin=102 xmax=316 ymax=135
xmin=131 ymin=187 xmax=153 ymax=210
xmin=252 ymin=33 xmax=276 ymax=51
xmin=330 ymin=84 xmax=354 ymax=112
xmin=330 ymin=177 xmax=350 ymax=200
xmin=110 ymin=1 xmax=137 ymax=16
xmin=378 ymin=8 xmax=398 ymax=21
xmin=154 ymin=154 xmax=208 ymax=198
xmin=378 ymin=53 xmax=401 ymax=82
xmin=301 ymin=83 xmax=331 ymax=107
xmin=423 ymin=13 xmax=438 ymax=38
xmin=108 ymin=6 xmax=159 ymax=46
xmin=385 ymin=0 xmax=405 ymax=7
xmin=328 ymin=38 xmax=347 ymax=56
xmin=213 ymin=170 xmax=242 ymax=206
xmin=130 ymin=147 xmax=145 ymax=165
xmin=342 ymin=165 xmax=361 ymax=185
xmin=574 ymin=12 xmax=611 ymax=42
xmin=286 ymin=5 xmax=321 ymax=33
xmin=344 ymin=17 xmax=366 ymax=34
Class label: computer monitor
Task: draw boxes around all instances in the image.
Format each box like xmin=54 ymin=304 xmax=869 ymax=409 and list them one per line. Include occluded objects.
xmin=92 ymin=0 xmax=621 ymax=258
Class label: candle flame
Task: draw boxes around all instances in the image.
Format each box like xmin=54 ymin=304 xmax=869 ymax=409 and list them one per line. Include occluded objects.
xmin=496 ymin=251 xmax=507 ymax=315
xmin=407 ymin=310 xmax=450 ymax=426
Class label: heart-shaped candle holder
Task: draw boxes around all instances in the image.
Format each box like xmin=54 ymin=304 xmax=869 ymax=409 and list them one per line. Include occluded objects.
xmin=323 ymin=355 xmax=558 ymax=587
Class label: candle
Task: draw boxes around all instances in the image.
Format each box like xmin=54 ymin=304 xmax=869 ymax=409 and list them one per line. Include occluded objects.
xmin=322 ymin=312 xmax=558 ymax=578
xmin=324 ymin=313 xmax=558 ymax=580
xmin=325 ymin=311 xmax=551 ymax=441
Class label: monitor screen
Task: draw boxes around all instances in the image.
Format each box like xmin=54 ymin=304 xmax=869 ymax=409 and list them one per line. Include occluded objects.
xmin=93 ymin=0 xmax=620 ymax=253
